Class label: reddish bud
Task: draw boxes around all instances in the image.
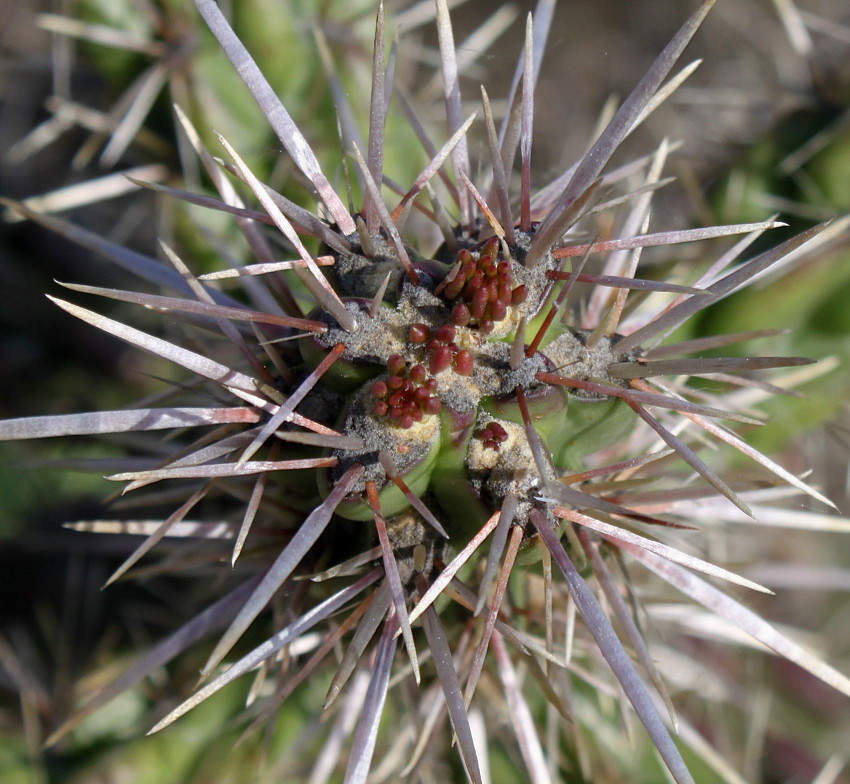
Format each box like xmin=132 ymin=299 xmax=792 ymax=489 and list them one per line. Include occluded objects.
xmin=453 ymin=349 xmax=473 ymax=376
xmin=471 ymin=285 xmax=488 ymax=320
xmin=435 ymin=324 xmax=456 ymax=344
xmin=464 ymin=271 xmax=484 ymax=298
xmin=511 ymin=285 xmax=527 ymax=305
xmin=409 ymin=323 xmax=429 ymax=344
xmin=497 ymin=280 xmax=512 ymax=304
xmin=443 ymin=277 xmax=465 ymax=300
xmin=490 ymin=422 xmax=509 ymax=442
xmin=387 ymin=354 xmax=406 ymax=376
xmin=451 ymin=303 xmax=471 ymax=326
xmin=371 ymin=380 xmax=388 ymax=399
xmin=481 ymin=237 xmax=499 ymax=259
xmin=429 ymin=345 xmax=453 ymax=374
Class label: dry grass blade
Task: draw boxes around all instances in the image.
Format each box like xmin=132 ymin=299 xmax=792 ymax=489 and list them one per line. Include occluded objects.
xmin=434 ymin=0 xmax=472 ymax=227
xmin=46 ymin=575 xmax=261 ymax=746
xmin=555 ymin=507 xmax=773 ymax=593
xmin=2 ymin=199 xmax=191 ymax=294
xmin=527 ymin=0 xmax=718 ymax=267
xmin=615 ymin=220 xmax=832 ymax=354
xmin=391 ymin=112 xmax=476 ymax=222
xmin=367 ymin=482 xmax=420 ymax=683
xmin=552 ymin=220 xmax=785 ymax=259
xmin=325 ymin=582 xmax=393 ymax=710
xmin=531 ymin=512 xmax=696 ymax=784
xmin=537 ymin=373 xmax=763 ymax=425
xmin=215 ymin=133 xmax=358 ymax=332
xmin=0 ymin=407 xmax=259 ymax=440
xmin=464 ymin=525 xmax=523 ymax=706
xmin=418 ymin=575 xmax=483 ymax=784
xmin=491 ymin=631 xmax=552 ymax=784
xmin=38 ymin=13 xmax=166 ymax=56
xmin=608 ymin=356 xmax=814 ymax=379
xmin=343 ymin=609 xmax=398 ymax=784
xmin=496 ymin=0 xmax=556 ymax=187
xmin=576 ymin=527 xmax=678 ymax=731
xmin=627 ymin=544 xmax=850 ymax=699
xmin=407 ymin=510 xmax=501 ymax=628
xmin=4 ymin=165 xmax=167 ymax=222
xmin=149 ymin=568 xmax=382 ymax=734
xmin=58 ymin=281 xmax=326 ymax=332
xmin=200 ymin=463 xmax=365 ymax=678
xmin=192 ymin=0 xmax=355 ymax=234
xmin=627 ymin=400 xmax=753 ymax=518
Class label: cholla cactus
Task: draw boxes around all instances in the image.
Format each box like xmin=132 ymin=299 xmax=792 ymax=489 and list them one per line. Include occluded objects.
xmin=3 ymin=1 xmax=850 ymax=782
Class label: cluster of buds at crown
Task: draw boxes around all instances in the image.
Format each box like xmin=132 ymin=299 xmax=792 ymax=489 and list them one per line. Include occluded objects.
xmin=408 ymin=323 xmax=474 ymax=376
xmin=437 ymin=237 xmax=528 ymax=332
xmin=474 ymin=421 xmax=510 ymax=451
xmin=370 ymin=354 xmax=441 ymax=429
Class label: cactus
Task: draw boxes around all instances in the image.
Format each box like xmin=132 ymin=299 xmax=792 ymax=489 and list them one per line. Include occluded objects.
xmin=2 ymin=1 xmax=850 ymax=782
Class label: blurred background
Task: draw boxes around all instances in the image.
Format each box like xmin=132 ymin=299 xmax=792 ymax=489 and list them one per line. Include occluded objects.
xmin=1 ymin=1 xmax=849 ymax=781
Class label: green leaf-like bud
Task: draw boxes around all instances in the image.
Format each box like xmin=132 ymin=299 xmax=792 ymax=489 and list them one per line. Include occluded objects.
xmin=430 ymin=406 xmax=492 ymax=538
xmin=554 ymin=394 xmax=636 ymax=472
